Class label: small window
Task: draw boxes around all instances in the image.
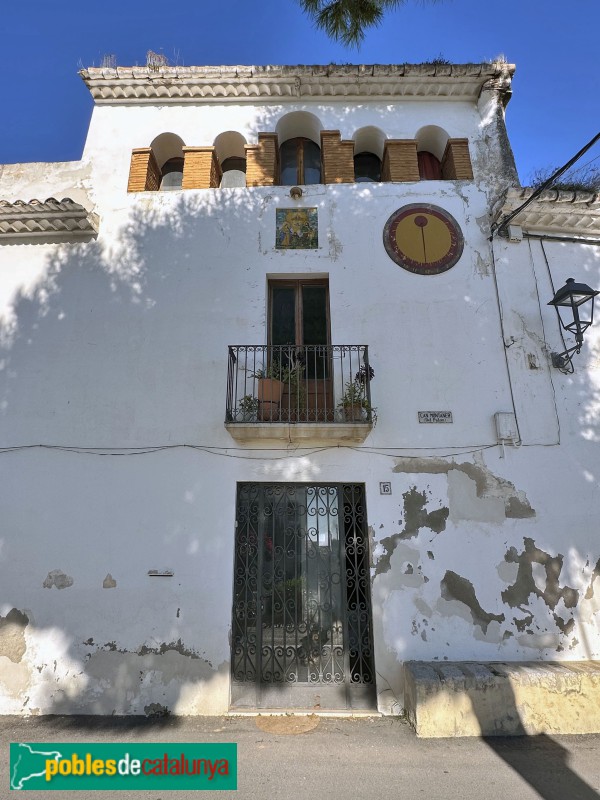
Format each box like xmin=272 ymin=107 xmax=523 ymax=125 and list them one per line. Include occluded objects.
xmin=354 ymin=152 xmax=381 ymax=183
xmin=159 ymin=157 xmax=184 ymax=191
xmin=418 ymin=151 xmax=442 ymax=181
xmin=220 ymin=156 xmax=247 ymax=188
xmin=221 ymin=156 xmax=247 ymax=174
xmin=280 ymin=137 xmax=322 ymax=186
xmin=221 ymin=157 xmax=247 ymax=188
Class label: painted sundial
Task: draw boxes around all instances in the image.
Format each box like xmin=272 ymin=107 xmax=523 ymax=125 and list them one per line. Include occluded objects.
xmin=383 ymin=204 xmax=464 ymax=275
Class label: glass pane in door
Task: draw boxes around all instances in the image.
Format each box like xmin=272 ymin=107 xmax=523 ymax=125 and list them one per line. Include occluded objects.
xmin=271 ymin=286 xmax=296 ymax=346
xmin=302 ymin=285 xmax=328 ymax=379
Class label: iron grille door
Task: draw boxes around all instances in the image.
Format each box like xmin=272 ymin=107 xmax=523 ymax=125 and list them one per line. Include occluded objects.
xmin=231 ymin=483 xmax=375 ymax=710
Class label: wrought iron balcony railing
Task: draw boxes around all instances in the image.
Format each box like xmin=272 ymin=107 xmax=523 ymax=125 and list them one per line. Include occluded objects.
xmin=226 ymin=345 xmax=374 ymax=425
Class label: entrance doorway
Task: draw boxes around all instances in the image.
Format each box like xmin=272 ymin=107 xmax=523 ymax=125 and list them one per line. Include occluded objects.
xmin=230 ymin=483 xmax=376 ymax=710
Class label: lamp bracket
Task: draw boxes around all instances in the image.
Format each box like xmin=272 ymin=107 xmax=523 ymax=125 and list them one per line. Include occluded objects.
xmin=551 ymin=345 xmax=580 ymax=372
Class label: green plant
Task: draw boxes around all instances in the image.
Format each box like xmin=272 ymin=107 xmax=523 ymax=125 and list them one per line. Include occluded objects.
xmin=338 ymin=365 xmax=376 ymax=421
xmin=529 ymin=164 xmax=600 ymax=194
xmin=254 ymin=354 xmax=306 ymax=400
xmin=253 ymin=361 xmax=293 ymax=383
xmin=423 ymin=54 xmax=451 ymax=66
xmin=238 ymin=394 xmax=259 ymax=416
xmin=339 ymin=379 xmax=368 ymax=407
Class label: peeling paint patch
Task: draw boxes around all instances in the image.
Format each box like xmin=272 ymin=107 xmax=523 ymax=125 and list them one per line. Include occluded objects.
xmin=448 ymin=470 xmax=504 ymax=523
xmin=368 ymin=525 xmax=376 ymax=568
xmin=502 ymin=538 xmax=579 ymax=611
xmin=553 ymin=615 xmax=575 ymax=635
xmin=375 ymin=487 xmax=448 ymax=576
xmin=414 ymin=598 xmax=433 ymax=617
xmin=43 ymin=569 xmax=74 ymax=589
xmin=144 ymin=703 xmax=170 ymax=717
xmin=513 ymin=613 xmax=534 ymax=632
xmin=102 ymin=573 xmax=117 ymax=589
xmin=103 ymin=642 xmax=122 ymax=652
xmin=137 ymin=639 xmax=204 ymax=662
xmin=0 ymin=609 xmax=29 ymax=663
xmin=516 ymin=633 xmax=560 ymax=650
xmin=441 ymin=571 xmax=505 ymax=633
xmin=392 ymin=454 xmax=535 ymax=520
xmin=328 ymin=229 xmax=343 ymax=260
xmin=67 ymin=649 xmax=225 ymax=715
xmin=585 ymin=558 xmax=600 ymax=600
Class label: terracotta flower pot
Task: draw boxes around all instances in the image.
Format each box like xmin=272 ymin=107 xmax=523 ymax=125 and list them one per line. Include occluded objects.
xmin=258 ymin=378 xmax=284 ymax=421
xmin=343 ymin=404 xmax=365 ymax=422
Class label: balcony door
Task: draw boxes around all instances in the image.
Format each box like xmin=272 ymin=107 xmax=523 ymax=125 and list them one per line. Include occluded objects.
xmin=269 ymin=280 xmax=333 ymax=420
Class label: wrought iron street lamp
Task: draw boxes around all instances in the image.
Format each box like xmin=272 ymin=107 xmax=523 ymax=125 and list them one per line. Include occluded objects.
xmin=548 ymin=277 xmax=599 ymax=370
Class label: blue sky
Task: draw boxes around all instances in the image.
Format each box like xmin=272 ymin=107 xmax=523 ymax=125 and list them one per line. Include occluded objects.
xmin=1 ymin=0 xmax=598 ymax=184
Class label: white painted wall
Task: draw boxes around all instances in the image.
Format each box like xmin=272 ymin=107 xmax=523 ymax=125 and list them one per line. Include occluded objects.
xmin=1 ymin=88 xmax=599 ymax=716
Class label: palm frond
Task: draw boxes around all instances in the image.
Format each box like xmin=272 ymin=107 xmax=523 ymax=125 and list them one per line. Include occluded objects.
xmin=300 ymin=0 xmax=407 ymax=46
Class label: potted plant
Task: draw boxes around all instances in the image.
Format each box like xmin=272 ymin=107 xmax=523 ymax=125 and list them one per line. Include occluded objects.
xmin=254 ymin=362 xmax=286 ymax=421
xmin=254 ymin=350 xmax=306 ymax=421
xmin=279 ymin=350 xmax=307 ymax=421
xmin=238 ymin=394 xmax=259 ymax=422
xmin=338 ymin=365 xmax=376 ymax=423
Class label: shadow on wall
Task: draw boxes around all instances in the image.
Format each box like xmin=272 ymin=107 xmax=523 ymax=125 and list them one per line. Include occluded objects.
xmin=0 ymin=189 xmax=272 ymax=437
xmin=0 ymin=188 xmax=280 ymax=717
xmin=0 ymin=182 xmax=391 ymax=717
xmin=468 ymin=684 xmax=600 ymax=800
xmin=1 ymin=179 xmax=600 ymax=723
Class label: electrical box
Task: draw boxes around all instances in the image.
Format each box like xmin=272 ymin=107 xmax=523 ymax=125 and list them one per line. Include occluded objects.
xmin=494 ymin=412 xmax=519 ymax=444
xmin=508 ymin=224 xmax=523 ymax=243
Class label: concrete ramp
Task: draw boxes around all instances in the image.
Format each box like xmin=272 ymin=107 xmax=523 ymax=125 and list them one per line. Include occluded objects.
xmin=404 ymin=661 xmax=600 ymax=737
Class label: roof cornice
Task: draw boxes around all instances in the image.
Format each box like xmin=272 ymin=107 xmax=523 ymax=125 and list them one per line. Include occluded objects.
xmin=497 ymin=187 xmax=600 ymax=237
xmin=0 ymin=198 xmax=98 ymax=241
xmin=79 ymin=62 xmax=514 ymax=105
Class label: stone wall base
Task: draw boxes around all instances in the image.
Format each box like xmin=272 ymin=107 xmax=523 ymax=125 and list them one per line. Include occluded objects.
xmin=404 ymin=661 xmax=600 ymax=737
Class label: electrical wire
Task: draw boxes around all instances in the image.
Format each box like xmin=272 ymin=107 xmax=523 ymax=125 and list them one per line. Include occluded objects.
xmin=539 ymin=238 xmax=575 ymax=375
xmin=526 ymin=238 xmax=562 ymax=443
xmin=524 ymin=233 xmax=600 ymax=246
xmin=0 ymin=441 xmax=503 ymax=460
xmin=488 ymin=236 xmax=523 ymax=445
xmin=491 ymin=130 xmax=600 ymax=237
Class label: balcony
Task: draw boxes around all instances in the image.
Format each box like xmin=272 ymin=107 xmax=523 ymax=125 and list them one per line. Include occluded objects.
xmin=225 ymin=345 xmax=374 ymax=443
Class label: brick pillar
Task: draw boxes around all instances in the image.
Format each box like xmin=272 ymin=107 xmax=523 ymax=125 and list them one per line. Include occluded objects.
xmin=320 ymin=130 xmax=355 ymax=184
xmin=127 ymin=148 xmax=161 ymax=192
xmin=182 ymin=147 xmax=222 ymax=189
xmin=245 ymin=133 xmax=279 ymax=186
xmin=441 ymin=139 xmax=474 ymax=180
xmin=381 ymin=140 xmax=419 ymax=182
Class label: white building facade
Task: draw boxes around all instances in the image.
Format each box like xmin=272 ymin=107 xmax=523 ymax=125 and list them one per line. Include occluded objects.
xmin=1 ymin=63 xmax=599 ymax=716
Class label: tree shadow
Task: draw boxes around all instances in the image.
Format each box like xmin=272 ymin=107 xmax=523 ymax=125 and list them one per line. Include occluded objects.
xmin=0 ymin=188 xmax=272 ymax=717
xmin=483 ymin=733 xmax=600 ymax=800
xmin=0 ymin=181 xmax=385 ymax=718
xmin=467 ymin=669 xmax=600 ymax=800
xmin=29 ymin=714 xmax=181 ymax=732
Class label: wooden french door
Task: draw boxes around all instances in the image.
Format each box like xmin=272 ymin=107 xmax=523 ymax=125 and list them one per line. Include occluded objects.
xmin=268 ymin=280 xmax=333 ymax=420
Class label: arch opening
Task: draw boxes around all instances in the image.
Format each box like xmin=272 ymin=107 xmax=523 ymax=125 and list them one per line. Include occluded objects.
xmin=214 ymin=131 xmax=248 ymax=188
xmin=150 ymin=133 xmax=186 ymax=191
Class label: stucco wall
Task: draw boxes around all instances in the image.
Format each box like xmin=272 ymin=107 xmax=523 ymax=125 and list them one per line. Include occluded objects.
xmin=1 ymin=93 xmax=599 ymax=716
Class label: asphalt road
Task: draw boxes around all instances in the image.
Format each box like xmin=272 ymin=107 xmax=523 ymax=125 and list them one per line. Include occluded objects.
xmin=3 ymin=714 xmax=600 ymax=800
